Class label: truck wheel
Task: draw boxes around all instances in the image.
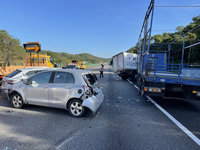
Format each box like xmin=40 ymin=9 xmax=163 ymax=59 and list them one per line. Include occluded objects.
xmin=121 ymin=76 xmax=128 ymax=80
xmin=11 ymin=93 xmax=24 ymax=109
xmin=139 ymin=85 xmax=144 ymax=97
xmin=138 ymin=79 xmax=145 ymax=97
xmin=68 ymin=99 xmax=85 ymax=118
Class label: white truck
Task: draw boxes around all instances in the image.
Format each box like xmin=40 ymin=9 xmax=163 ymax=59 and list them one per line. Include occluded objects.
xmin=112 ymin=52 xmax=137 ymax=80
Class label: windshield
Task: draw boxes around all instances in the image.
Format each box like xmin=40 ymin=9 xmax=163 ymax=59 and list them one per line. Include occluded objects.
xmin=72 ymin=60 xmax=77 ymax=63
xmin=25 ymin=70 xmax=45 ymax=77
xmin=6 ymin=70 xmax=22 ymax=78
xmin=67 ymin=65 xmax=77 ymax=69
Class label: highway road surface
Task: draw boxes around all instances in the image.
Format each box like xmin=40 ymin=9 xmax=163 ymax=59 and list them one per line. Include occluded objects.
xmin=0 ymin=65 xmax=200 ymax=150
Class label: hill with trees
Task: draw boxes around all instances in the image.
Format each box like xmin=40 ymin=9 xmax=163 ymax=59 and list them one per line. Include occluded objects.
xmin=127 ymin=15 xmax=200 ymax=64
xmin=0 ymin=30 xmax=110 ymax=66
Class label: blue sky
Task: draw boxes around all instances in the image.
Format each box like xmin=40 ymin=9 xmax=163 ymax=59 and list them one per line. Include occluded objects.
xmin=0 ymin=0 xmax=199 ymax=58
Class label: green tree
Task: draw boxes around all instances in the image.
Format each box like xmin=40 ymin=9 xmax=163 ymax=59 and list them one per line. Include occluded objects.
xmin=0 ymin=30 xmax=24 ymax=65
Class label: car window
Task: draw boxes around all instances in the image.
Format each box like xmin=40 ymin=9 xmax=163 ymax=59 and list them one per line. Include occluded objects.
xmin=67 ymin=65 xmax=74 ymax=69
xmin=53 ymin=72 xmax=75 ymax=84
xmin=68 ymin=73 xmax=75 ymax=83
xmin=6 ymin=70 xmax=22 ymax=78
xmin=25 ymin=70 xmax=44 ymax=77
xmin=66 ymin=65 xmax=78 ymax=69
xmin=32 ymin=72 xmax=52 ymax=84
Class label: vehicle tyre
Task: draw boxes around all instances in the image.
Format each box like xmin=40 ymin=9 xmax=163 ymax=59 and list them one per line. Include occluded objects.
xmin=138 ymin=78 xmax=145 ymax=97
xmin=139 ymin=84 xmax=145 ymax=97
xmin=121 ymin=76 xmax=128 ymax=80
xmin=68 ymin=99 xmax=85 ymax=117
xmin=11 ymin=93 xmax=24 ymax=109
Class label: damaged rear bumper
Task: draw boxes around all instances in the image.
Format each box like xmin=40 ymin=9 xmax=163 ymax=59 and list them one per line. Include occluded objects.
xmin=82 ymin=92 xmax=104 ymax=113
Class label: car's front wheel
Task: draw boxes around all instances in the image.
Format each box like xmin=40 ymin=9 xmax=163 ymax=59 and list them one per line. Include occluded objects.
xmin=68 ymin=99 xmax=85 ymax=117
xmin=11 ymin=93 xmax=24 ymax=109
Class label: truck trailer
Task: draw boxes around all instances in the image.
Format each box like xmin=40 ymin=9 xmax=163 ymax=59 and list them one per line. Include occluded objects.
xmin=112 ymin=52 xmax=137 ymax=80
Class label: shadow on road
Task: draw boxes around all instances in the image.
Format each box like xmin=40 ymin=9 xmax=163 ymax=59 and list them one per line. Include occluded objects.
xmin=153 ymin=97 xmax=200 ymax=112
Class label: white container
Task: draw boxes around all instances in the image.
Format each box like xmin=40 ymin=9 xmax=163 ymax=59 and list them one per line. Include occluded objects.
xmin=112 ymin=52 xmax=137 ymax=73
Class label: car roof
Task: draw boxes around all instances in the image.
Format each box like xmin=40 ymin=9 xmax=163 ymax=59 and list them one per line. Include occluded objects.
xmin=43 ymin=68 xmax=94 ymax=74
xmin=18 ymin=67 xmax=50 ymax=71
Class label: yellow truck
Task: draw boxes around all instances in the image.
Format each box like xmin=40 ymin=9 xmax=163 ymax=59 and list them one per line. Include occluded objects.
xmin=78 ymin=61 xmax=87 ymax=69
xmin=0 ymin=54 xmax=53 ymax=81
xmin=68 ymin=59 xmax=87 ymax=69
xmin=24 ymin=54 xmax=53 ymax=68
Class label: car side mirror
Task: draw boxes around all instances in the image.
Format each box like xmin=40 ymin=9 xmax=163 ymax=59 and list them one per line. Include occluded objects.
xmin=24 ymin=78 xmax=32 ymax=85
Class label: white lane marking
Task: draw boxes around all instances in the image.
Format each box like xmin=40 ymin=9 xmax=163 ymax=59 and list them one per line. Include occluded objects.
xmin=130 ymin=82 xmax=200 ymax=147
xmin=56 ymin=129 xmax=82 ymax=150
xmin=127 ymin=79 xmax=133 ymax=84
xmin=134 ymin=85 xmax=139 ymax=90
xmin=56 ymin=111 xmax=100 ymax=150
xmin=146 ymin=96 xmax=200 ymax=147
xmin=127 ymin=79 xmax=139 ymax=90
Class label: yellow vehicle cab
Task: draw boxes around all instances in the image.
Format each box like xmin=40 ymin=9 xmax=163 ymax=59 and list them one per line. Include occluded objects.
xmin=68 ymin=59 xmax=87 ymax=69
xmin=78 ymin=61 xmax=86 ymax=69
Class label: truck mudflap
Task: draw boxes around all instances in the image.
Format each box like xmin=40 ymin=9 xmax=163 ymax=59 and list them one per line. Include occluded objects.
xmin=82 ymin=92 xmax=104 ymax=113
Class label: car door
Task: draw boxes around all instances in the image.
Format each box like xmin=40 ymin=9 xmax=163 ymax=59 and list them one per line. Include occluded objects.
xmin=48 ymin=71 xmax=76 ymax=109
xmin=24 ymin=71 xmax=53 ymax=107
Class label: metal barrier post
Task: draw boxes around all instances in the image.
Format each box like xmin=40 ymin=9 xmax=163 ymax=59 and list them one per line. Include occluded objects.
xmin=180 ymin=36 xmax=185 ymax=82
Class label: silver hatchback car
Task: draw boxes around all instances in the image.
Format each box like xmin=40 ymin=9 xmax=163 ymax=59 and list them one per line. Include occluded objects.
xmin=1 ymin=67 xmax=49 ymax=94
xmin=7 ymin=69 xmax=104 ymax=117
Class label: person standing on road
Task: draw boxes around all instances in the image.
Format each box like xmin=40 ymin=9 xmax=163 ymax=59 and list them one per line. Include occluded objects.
xmin=100 ymin=64 xmax=104 ymax=78
xmin=54 ymin=63 xmax=58 ymax=68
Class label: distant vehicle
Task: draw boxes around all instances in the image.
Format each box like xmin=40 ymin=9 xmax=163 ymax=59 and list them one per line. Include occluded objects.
xmin=1 ymin=67 xmax=49 ymax=94
xmin=68 ymin=59 xmax=80 ymax=68
xmin=68 ymin=59 xmax=87 ymax=69
xmin=62 ymin=65 xmax=79 ymax=69
xmin=78 ymin=61 xmax=87 ymax=69
xmin=112 ymin=52 xmax=137 ymax=80
xmin=7 ymin=69 xmax=104 ymax=117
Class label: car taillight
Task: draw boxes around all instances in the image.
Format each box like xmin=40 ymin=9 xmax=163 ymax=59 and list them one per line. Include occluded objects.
xmin=7 ymin=80 xmax=14 ymax=85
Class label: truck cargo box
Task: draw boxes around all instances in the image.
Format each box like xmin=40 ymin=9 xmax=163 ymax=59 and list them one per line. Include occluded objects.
xmin=112 ymin=52 xmax=137 ymax=73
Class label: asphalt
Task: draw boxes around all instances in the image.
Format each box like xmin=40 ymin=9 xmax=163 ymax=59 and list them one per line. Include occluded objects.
xmin=0 ymin=65 xmax=199 ymax=150
xmin=153 ymin=97 xmax=200 ymax=140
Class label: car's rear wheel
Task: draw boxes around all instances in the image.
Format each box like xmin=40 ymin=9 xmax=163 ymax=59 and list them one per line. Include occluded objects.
xmin=11 ymin=93 xmax=24 ymax=109
xmin=68 ymin=99 xmax=85 ymax=117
